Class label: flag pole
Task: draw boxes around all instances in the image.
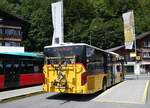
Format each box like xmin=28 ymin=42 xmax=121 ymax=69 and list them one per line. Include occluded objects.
xmin=122 ymin=10 xmax=139 ymax=76
xmin=134 ymin=37 xmax=137 ymax=58
xmin=61 ymin=0 xmax=64 ymax=44
xmin=132 ymin=11 xmax=139 ymax=78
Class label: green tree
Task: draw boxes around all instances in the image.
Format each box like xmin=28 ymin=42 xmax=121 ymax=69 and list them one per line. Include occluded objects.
xmin=0 ymin=0 xmax=149 ymax=51
xmin=16 ymin=0 xmax=53 ymax=51
xmin=0 ymin=0 xmax=15 ymax=11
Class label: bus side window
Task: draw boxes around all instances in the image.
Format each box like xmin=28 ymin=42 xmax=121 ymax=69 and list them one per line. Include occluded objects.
xmin=86 ymin=47 xmax=94 ymax=73
xmin=0 ymin=61 xmax=3 ymax=74
xmin=86 ymin=46 xmax=104 ymax=73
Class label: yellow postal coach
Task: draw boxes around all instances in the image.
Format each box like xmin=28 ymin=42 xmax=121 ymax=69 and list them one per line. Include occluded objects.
xmin=43 ymin=43 xmax=124 ymax=94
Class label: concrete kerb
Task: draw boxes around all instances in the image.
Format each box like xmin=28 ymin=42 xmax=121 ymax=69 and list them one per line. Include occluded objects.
xmin=0 ymin=86 xmax=43 ymax=102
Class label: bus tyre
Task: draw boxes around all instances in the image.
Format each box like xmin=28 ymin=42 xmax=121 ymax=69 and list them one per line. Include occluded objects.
xmin=102 ymin=81 xmax=107 ymax=91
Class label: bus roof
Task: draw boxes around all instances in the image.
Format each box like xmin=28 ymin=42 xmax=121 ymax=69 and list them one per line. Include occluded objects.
xmin=44 ymin=43 xmax=118 ymax=56
xmin=44 ymin=43 xmax=107 ymax=52
xmin=0 ymin=52 xmax=43 ymax=58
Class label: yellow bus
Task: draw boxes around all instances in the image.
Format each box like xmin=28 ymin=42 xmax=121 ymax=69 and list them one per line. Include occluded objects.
xmin=43 ymin=43 xmax=124 ymax=94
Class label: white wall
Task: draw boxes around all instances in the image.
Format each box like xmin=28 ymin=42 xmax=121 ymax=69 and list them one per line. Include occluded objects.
xmin=0 ymin=46 xmax=24 ymax=52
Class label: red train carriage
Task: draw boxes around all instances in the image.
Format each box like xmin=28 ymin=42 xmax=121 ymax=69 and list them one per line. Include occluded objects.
xmin=0 ymin=52 xmax=44 ymax=91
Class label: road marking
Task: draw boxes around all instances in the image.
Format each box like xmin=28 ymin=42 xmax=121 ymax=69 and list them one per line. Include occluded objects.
xmin=141 ymin=80 xmax=150 ymax=104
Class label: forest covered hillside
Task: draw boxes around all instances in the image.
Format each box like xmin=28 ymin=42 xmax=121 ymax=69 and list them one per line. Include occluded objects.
xmin=0 ymin=0 xmax=150 ymax=51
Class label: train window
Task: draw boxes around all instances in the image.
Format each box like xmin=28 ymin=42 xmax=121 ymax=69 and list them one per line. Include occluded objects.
xmin=21 ymin=62 xmax=25 ymax=73
xmin=5 ymin=63 xmax=12 ymax=73
xmin=14 ymin=64 xmax=19 ymax=68
xmin=21 ymin=60 xmax=33 ymax=73
xmin=33 ymin=60 xmax=43 ymax=73
xmin=13 ymin=63 xmax=20 ymax=73
xmin=0 ymin=61 xmax=3 ymax=74
xmin=39 ymin=62 xmax=43 ymax=73
xmin=4 ymin=60 xmax=20 ymax=73
xmin=21 ymin=63 xmax=26 ymax=73
xmin=27 ymin=63 xmax=34 ymax=72
xmin=34 ymin=66 xmax=39 ymax=72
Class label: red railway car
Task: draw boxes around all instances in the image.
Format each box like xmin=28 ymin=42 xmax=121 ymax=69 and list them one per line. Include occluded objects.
xmin=0 ymin=52 xmax=44 ymax=91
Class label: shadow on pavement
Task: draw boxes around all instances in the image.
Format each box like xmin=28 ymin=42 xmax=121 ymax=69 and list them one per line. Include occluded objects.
xmin=46 ymin=82 xmax=123 ymax=103
xmin=46 ymin=90 xmax=103 ymax=102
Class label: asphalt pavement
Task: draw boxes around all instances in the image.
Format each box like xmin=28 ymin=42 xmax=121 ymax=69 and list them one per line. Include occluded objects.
xmin=0 ymin=92 xmax=149 ymax=108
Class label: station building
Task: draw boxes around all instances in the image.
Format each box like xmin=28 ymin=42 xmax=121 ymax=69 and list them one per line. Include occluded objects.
xmin=0 ymin=9 xmax=29 ymax=52
xmin=107 ymin=31 xmax=150 ymax=74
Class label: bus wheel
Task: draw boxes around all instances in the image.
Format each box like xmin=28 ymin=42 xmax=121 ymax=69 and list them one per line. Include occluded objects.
xmin=102 ymin=81 xmax=107 ymax=91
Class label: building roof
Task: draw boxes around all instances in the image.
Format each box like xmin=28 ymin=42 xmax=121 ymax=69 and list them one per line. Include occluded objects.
xmin=106 ymin=31 xmax=150 ymax=52
xmin=106 ymin=45 xmax=125 ymax=52
xmin=0 ymin=9 xmax=30 ymax=38
xmin=136 ymin=31 xmax=150 ymax=40
xmin=0 ymin=9 xmax=29 ymax=25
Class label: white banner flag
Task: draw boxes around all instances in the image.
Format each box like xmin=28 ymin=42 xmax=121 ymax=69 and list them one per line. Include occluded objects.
xmin=122 ymin=11 xmax=135 ymax=49
xmin=51 ymin=1 xmax=64 ymax=45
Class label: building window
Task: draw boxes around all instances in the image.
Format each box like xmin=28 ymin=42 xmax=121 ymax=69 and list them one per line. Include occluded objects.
xmin=144 ymin=41 xmax=150 ymax=48
xmin=143 ymin=52 xmax=150 ymax=58
xmin=5 ymin=41 xmax=20 ymax=46
xmin=4 ymin=28 xmax=22 ymax=36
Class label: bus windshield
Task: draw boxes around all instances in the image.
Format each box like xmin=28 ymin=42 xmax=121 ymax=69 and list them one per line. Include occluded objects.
xmin=44 ymin=45 xmax=85 ymax=63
